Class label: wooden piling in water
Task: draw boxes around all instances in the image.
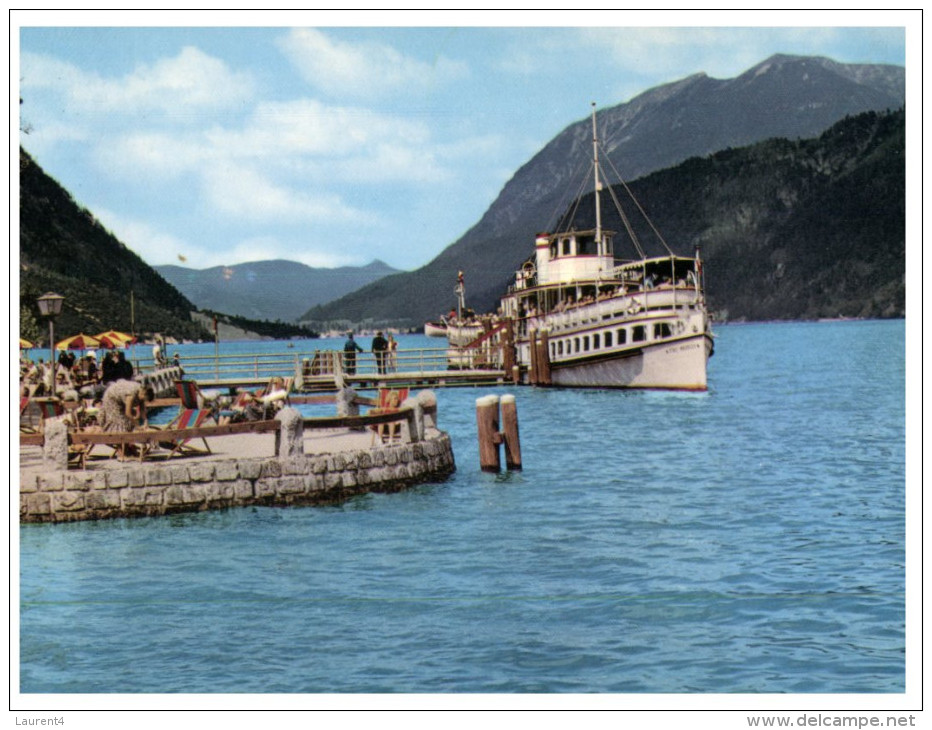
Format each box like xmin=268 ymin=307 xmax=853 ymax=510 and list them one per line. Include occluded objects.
xmin=476 ymin=395 xmax=501 ymax=472
xmin=476 ymin=394 xmax=522 ymax=472
xmin=537 ymin=329 xmax=551 ymax=386
xmin=500 ymin=394 xmax=522 ymax=470
xmin=528 ymin=329 xmax=538 ymax=385
xmin=502 ymin=319 xmax=516 ymax=375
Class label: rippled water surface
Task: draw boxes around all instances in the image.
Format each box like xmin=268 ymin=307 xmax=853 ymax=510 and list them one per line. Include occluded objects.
xmin=19 ymin=321 xmax=906 ymax=693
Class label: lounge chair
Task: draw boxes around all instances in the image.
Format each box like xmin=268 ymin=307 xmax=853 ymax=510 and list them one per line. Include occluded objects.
xmin=261 ymin=376 xmax=292 ymax=405
xmin=219 ymin=376 xmax=292 ymax=423
xmin=160 ymin=380 xmax=218 ymax=458
xmin=369 ymin=387 xmax=409 ymax=445
xmin=34 ymin=397 xmax=65 ymax=432
xmin=19 ymin=395 xmax=36 ymax=433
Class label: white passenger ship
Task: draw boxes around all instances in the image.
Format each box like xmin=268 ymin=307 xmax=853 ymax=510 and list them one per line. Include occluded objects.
xmin=456 ymin=104 xmax=714 ymax=390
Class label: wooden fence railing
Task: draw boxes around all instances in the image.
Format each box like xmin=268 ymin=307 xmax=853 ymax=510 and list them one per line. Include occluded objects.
xmin=152 ymin=347 xmax=453 ymax=382
xmin=21 ymin=401 xmax=430 ymax=459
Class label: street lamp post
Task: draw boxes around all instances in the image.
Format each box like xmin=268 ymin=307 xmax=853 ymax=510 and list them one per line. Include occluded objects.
xmin=37 ymin=292 xmax=64 ymax=398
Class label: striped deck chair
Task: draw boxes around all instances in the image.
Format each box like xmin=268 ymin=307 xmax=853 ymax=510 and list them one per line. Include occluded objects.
xmin=369 ymin=387 xmax=409 ymax=445
xmin=20 ymin=395 xmax=36 ymax=433
xmin=35 ymin=398 xmax=65 ymax=432
xmin=249 ymin=376 xmax=293 ymax=419
xmin=161 ymin=380 xmax=218 ymax=458
xmin=260 ymin=376 xmax=292 ymax=403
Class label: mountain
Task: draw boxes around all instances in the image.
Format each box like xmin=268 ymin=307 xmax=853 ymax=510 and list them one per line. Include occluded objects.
xmin=156 ymin=259 xmax=399 ymax=323
xmin=19 ymin=150 xmax=321 ymax=343
xmin=19 ymin=148 xmax=209 ymax=342
xmin=568 ymin=108 xmax=905 ymax=320
xmin=301 ymin=54 xmax=905 ymax=329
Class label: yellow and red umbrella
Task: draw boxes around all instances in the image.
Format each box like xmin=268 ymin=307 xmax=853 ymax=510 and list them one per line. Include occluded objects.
xmin=95 ymin=330 xmax=136 ymax=349
xmin=19 ymin=338 xmax=35 ymax=349
xmin=56 ymin=333 xmax=101 ymax=351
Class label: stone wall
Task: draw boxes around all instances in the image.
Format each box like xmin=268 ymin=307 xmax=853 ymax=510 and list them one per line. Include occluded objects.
xmin=21 ymin=395 xmax=455 ymax=524
xmin=20 ymin=433 xmax=455 ymax=523
xmin=136 ymin=366 xmax=185 ymax=398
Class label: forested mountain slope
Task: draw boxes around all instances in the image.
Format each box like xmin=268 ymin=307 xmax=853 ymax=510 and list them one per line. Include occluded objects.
xmin=301 ymin=55 xmax=904 ymax=329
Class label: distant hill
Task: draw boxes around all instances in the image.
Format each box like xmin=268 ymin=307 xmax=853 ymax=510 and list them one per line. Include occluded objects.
xmin=19 ymin=148 xmax=209 ymax=342
xmin=156 ymin=259 xmax=400 ymax=323
xmin=301 ymin=54 xmax=905 ymax=329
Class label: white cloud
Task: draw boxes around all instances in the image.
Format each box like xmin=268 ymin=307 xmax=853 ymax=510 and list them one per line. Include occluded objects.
xmin=575 ymin=27 xmax=867 ymax=84
xmin=93 ymin=207 xmax=195 ymax=267
xmin=95 ymin=131 xmax=206 ymax=180
xmin=95 ymin=95 xmax=461 ymax=201
xmin=91 ymin=208 xmax=365 ymax=270
xmin=19 ymin=118 xmax=89 ymax=158
xmin=21 ymin=46 xmax=255 ymax=118
xmin=199 ymin=160 xmax=370 ymax=225
xmin=208 ymin=98 xmax=431 ymax=160
xmin=278 ymin=28 xmax=468 ymax=98
xmin=226 ymin=237 xmax=362 ymax=269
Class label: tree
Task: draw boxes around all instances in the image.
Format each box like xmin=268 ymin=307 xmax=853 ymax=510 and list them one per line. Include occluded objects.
xmin=20 ymin=304 xmax=40 ymax=343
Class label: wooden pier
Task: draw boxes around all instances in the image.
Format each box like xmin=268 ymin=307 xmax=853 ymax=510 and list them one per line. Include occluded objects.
xmin=165 ymin=346 xmax=509 ymax=393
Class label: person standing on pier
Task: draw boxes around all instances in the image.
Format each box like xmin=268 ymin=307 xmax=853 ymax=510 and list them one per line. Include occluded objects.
xmin=387 ymin=334 xmax=398 ymax=372
xmin=152 ymin=335 xmax=166 ymax=369
xmin=372 ymin=331 xmax=388 ymax=374
xmin=343 ymin=332 xmax=363 ymax=375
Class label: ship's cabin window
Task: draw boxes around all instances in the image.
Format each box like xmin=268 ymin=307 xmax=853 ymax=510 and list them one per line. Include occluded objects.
xmin=557 ymin=340 xmax=564 ymax=355
xmin=654 ymin=322 xmax=673 ymax=339
xmin=561 ymin=238 xmax=572 ymax=256
xmin=604 ymin=331 xmax=613 ymax=348
xmin=632 ymin=325 xmax=646 ymax=342
xmin=592 ymin=333 xmax=600 ymax=349
xmin=577 ymin=234 xmax=597 ymax=256
xmin=583 ymin=336 xmax=590 ymax=351
xmin=574 ymin=337 xmax=580 ymax=353
xmin=617 ymin=329 xmax=627 ymax=345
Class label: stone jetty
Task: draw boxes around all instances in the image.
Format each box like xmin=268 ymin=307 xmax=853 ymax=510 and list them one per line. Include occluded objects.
xmin=20 ymin=391 xmax=455 ymax=524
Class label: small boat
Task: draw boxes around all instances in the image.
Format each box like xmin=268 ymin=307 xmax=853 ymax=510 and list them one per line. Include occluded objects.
xmin=437 ymin=271 xmax=486 ymax=367
xmin=449 ymin=103 xmax=714 ymax=389
xmin=424 ymin=321 xmax=448 ymax=338
xmin=424 ymin=317 xmax=483 ymax=342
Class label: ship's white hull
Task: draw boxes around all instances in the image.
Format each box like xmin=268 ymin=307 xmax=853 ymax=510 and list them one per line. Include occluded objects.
xmin=547 ymin=333 xmax=710 ymax=390
xmin=446 ymin=323 xmax=484 ymax=347
xmin=515 ymin=305 xmax=712 ymax=390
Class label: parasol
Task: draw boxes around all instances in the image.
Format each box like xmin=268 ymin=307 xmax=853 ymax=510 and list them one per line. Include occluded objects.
xmin=19 ymin=338 xmax=35 ymax=349
xmin=56 ymin=333 xmax=101 ymax=351
xmin=95 ymin=330 xmax=136 ymax=349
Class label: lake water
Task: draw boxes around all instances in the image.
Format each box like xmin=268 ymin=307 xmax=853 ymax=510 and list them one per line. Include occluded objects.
xmin=18 ymin=320 xmax=907 ymax=695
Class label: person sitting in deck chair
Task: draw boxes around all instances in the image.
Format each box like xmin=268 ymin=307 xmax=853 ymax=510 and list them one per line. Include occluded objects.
xmin=223 ymin=377 xmax=288 ymax=423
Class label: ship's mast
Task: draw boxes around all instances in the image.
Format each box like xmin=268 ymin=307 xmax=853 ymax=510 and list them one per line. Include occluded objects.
xmin=591 ymin=102 xmax=602 ymax=249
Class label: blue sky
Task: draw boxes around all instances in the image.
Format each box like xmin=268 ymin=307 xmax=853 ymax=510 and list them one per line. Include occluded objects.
xmin=15 ymin=11 xmax=909 ymax=273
